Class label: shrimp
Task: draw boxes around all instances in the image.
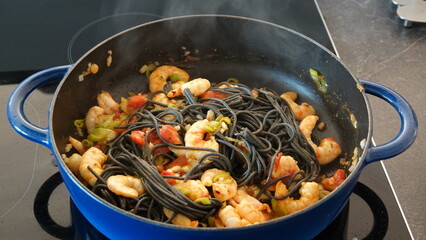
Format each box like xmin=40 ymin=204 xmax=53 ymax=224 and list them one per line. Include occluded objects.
xmin=167 ymin=78 xmax=211 ymax=98
xmin=318 ymin=183 xmax=331 ymax=199
xmin=106 ymin=175 xmax=145 ymax=198
xmin=97 ymin=91 xmax=120 ymax=114
xmin=85 ymin=106 xmax=104 ymax=134
xmin=233 ymin=187 xmax=270 ymax=212
xmin=280 ymin=92 xmax=315 ymax=121
xmin=299 ymin=115 xmax=342 ymax=165
xmin=173 ymin=180 xmax=210 ymax=201
xmin=79 ymin=147 xmax=107 ymax=186
xmin=149 ymin=65 xmax=190 ymax=93
xmin=232 ymin=199 xmax=266 ymax=224
xmin=217 ymin=205 xmax=250 ymax=227
xmin=274 ymin=181 xmax=320 ymax=216
xmin=68 ymin=136 xmax=86 ymax=155
xmin=201 ymin=169 xmax=237 ymax=202
xmin=63 ymin=153 xmax=82 ymax=175
xmin=152 ymin=92 xmax=170 ymax=109
xmin=171 ymin=119 xmax=219 ymax=161
xmin=320 ymin=169 xmax=346 ymax=191
xmin=272 ymin=153 xmax=301 ymax=181
xmin=163 ymin=208 xmax=199 ymax=227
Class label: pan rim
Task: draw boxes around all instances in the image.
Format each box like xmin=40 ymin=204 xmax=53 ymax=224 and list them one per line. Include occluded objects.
xmin=48 ymin=14 xmax=374 ymax=234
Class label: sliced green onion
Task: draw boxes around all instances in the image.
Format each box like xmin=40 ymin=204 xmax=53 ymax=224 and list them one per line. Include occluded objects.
xmin=174 ymin=186 xmax=191 ymax=196
xmin=170 ymin=73 xmax=184 ymax=82
xmin=221 ymin=117 xmax=231 ymax=125
xmin=97 ymin=116 xmax=113 ymax=129
xmin=213 ymin=171 xmax=233 ymax=184
xmin=87 ymin=128 xmax=116 ymax=142
xmin=209 ymin=121 xmax=221 ymax=130
xmin=226 ymin=77 xmax=239 ymax=84
xmin=110 ymin=115 xmax=128 ymax=129
xmin=181 ymin=165 xmax=190 ymax=172
xmin=194 ymin=197 xmax=211 ymax=205
xmin=167 ymin=103 xmax=177 ymax=108
xmin=215 ymin=115 xmax=231 ymax=125
xmin=74 ymin=119 xmax=85 ymax=128
xmin=147 ymin=63 xmax=156 ymax=71
xmin=82 ymin=139 xmax=93 ymax=148
xmin=205 ymin=126 xmax=215 ymax=133
xmin=309 ymin=68 xmax=328 ymax=93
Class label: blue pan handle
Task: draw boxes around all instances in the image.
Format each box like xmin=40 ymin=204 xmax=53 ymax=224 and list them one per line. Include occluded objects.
xmin=7 ymin=65 xmax=71 ymax=148
xmin=360 ymin=79 xmax=418 ymax=164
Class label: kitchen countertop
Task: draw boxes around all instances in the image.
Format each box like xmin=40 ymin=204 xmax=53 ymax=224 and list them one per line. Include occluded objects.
xmin=318 ymin=0 xmax=426 ymax=239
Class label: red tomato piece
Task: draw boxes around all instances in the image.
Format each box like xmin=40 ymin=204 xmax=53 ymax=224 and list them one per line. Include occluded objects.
xmin=199 ymin=90 xmax=230 ymax=99
xmin=159 ymin=125 xmax=182 ymax=145
xmin=161 ymin=171 xmax=178 ymax=185
xmin=126 ymin=94 xmax=147 ymax=114
xmin=147 ymin=130 xmax=171 ymax=154
xmin=164 ymin=156 xmax=188 ymax=170
xmin=130 ymin=130 xmax=146 ymax=146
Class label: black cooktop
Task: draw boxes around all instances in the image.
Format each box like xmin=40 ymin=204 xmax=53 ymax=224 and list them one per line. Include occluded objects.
xmin=0 ymin=0 xmax=413 ymax=239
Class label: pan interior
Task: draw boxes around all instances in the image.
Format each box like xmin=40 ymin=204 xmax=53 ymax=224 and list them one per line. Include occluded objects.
xmin=52 ymin=15 xmax=369 ymax=194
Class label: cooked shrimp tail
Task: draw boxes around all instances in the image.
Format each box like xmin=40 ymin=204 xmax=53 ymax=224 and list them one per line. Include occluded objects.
xmin=218 ymin=205 xmax=250 ymax=227
xmin=85 ymin=106 xmax=105 ymax=134
xmin=201 ymin=168 xmax=237 ymax=202
xmin=167 ymin=78 xmax=211 ymax=98
xmin=79 ymin=147 xmax=107 ymax=186
xmin=149 ymin=66 xmax=190 ymax=93
xmin=163 ymin=208 xmax=199 ymax=227
xmin=299 ymin=115 xmax=342 ymax=165
xmin=273 ymin=181 xmax=320 ymax=216
xmin=97 ymin=91 xmax=119 ymax=114
xmin=107 ymin=175 xmax=145 ymax=198
xmin=280 ymin=92 xmax=315 ymax=121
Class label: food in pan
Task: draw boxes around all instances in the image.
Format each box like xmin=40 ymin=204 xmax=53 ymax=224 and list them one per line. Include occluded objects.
xmin=62 ymin=65 xmax=348 ymax=227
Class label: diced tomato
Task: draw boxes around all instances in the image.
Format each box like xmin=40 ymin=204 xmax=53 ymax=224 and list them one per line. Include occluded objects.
xmin=147 ymin=130 xmax=171 ymax=154
xmin=147 ymin=131 xmax=162 ymax=145
xmin=130 ymin=130 xmax=146 ymax=146
xmin=161 ymin=171 xmax=178 ymax=185
xmin=159 ymin=125 xmax=182 ymax=145
xmin=199 ymin=90 xmax=230 ymax=99
xmin=126 ymin=94 xmax=147 ymax=114
xmin=164 ymin=156 xmax=188 ymax=170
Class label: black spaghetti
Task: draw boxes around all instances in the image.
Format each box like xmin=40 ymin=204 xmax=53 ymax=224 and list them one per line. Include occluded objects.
xmin=67 ymin=71 xmax=344 ymax=228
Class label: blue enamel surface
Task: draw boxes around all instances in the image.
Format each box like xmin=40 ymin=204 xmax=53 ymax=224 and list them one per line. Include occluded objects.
xmin=7 ymin=65 xmax=71 ymax=148
xmin=360 ymin=79 xmax=418 ymax=164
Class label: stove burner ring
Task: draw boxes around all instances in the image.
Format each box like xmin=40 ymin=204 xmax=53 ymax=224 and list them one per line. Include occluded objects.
xmin=67 ymin=12 xmax=163 ymax=64
xmin=353 ymin=182 xmax=389 ymax=239
xmin=33 ymin=172 xmax=72 ymax=239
